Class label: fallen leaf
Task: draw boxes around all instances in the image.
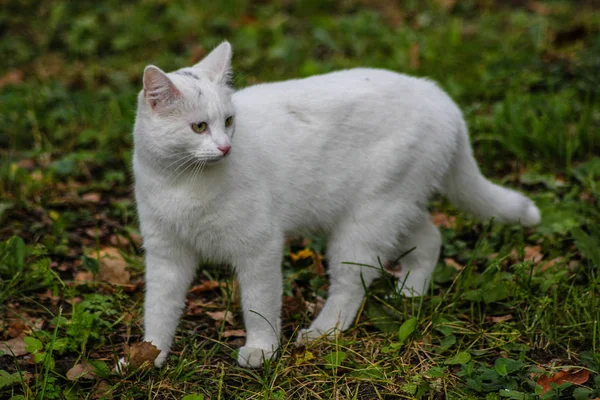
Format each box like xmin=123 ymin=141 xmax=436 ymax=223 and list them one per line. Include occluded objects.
xmin=82 ymin=192 xmax=101 ymax=203
xmin=537 ymin=257 xmax=564 ymax=272
xmin=108 ymin=234 xmax=130 ymax=247
xmin=89 ymin=248 xmax=130 ymax=285
xmin=190 ymin=281 xmax=224 ymax=294
xmin=488 ymin=314 xmax=513 ymax=323
xmin=431 ymin=212 xmax=456 ymax=228
xmin=206 ymin=310 xmax=235 ymax=326
xmin=0 ymin=334 xmax=28 ymax=356
xmin=524 ymin=245 xmax=544 ymax=264
xmin=66 ymin=361 xmax=96 ymax=380
xmin=126 ymin=341 xmax=160 ymax=369
xmin=444 ymin=258 xmax=463 ymax=271
xmin=537 ymin=369 xmax=590 ymax=394
xmin=0 ymin=70 xmax=24 ymax=88
xmin=435 ymin=0 xmax=456 ymax=10
xmin=528 ymin=1 xmax=550 ymax=15
xmin=16 ymin=159 xmax=35 ymax=169
xmin=92 ymin=380 xmax=112 ymax=399
xmin=222 ymin=329 xmax=246 ymax=338
xmin=74 ymin=270 xmax=94 ymax=283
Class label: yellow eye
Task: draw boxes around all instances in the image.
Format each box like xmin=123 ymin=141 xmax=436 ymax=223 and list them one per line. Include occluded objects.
xmin=191 ymin=122 xmax=207 ymax=133
xmin=225 ymin=116 xmax=234 ymax=127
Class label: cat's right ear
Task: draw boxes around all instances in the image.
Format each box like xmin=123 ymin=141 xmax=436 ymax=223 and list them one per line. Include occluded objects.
xmin=143 ymin=65 xmax=182 ymax=111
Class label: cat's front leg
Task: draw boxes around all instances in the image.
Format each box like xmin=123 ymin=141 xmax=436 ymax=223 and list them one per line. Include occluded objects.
xmin=142 ymin=242 xmax=198 ymax=367
xmin=234 ymin=242 xmax=283 ymax=368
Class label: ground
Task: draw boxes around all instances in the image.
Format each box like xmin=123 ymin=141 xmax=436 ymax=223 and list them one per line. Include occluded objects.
xmin=0 ymin=1 xmax=599 ymax=399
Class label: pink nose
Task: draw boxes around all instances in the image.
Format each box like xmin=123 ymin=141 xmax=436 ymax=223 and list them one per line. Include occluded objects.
xmin=218 ymin=144 xmax=231 ymax=155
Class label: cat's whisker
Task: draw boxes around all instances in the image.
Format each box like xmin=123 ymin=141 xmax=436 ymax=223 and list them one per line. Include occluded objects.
xmin=162 ymin=153 xmax=196 ymax=173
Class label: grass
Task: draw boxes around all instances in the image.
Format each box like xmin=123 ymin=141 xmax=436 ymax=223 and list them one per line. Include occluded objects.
xmin=1 ymin=0 xmax=599 ymax=398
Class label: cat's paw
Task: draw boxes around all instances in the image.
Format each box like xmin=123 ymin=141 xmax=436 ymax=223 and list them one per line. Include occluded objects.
xmin=237 ymin=346 xmax=277 ymax=368
xmin=295 ymin=327 xmax=337 ymax=346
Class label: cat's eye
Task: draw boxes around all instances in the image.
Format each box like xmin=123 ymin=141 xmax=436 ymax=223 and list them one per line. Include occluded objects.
xmin=191 ymin=122 xmax=207 ymax=134
xmin=225 ymin=116 xmax=234 ymax=127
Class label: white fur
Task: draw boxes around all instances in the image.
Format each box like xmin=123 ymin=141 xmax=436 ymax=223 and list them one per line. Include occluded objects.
xmin=131 ymin=42 xmax=540 ymax=369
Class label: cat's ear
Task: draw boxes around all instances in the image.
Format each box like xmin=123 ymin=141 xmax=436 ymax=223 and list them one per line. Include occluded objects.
xmin=193 ymin=41 xmax=232 ymax=85
xmin=143 ymin=65 xmax=182 ymax=111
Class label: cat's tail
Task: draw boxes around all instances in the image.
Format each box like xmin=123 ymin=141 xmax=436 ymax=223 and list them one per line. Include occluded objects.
xmin=442 ymin=122 xmax=540 ymax=227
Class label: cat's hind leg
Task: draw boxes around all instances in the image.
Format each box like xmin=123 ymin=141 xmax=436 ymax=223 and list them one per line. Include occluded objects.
xmin=395 ymin=217 xmax=442 ymax=297
xmin=296 ymin=212 xmax=403 ymax=344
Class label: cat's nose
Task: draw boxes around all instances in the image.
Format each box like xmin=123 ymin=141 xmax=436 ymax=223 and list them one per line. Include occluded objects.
xmin=218 ymin=144 xmax=231 ymax=156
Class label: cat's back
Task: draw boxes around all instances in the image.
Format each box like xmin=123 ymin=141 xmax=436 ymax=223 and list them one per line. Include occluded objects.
xmin=235 ymin=68 xmax=448 ymax=108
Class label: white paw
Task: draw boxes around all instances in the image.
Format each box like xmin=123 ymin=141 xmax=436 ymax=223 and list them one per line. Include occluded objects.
xmin=154 ymin=351 xmax=168 ymax=367
xmin=237 ymin=346 xmax=277 ymax=368
xmin=295 ymin=327 xmax=337 ymax=346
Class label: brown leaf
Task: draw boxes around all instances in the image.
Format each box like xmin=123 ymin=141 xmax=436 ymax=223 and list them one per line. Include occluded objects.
xmin=444 ymin=258 xmax=463 ymax=271
xmin=126 ymin=341 xmax=160 ymax=369
xmin=206 ymin=310 xmax=235 ymax=326
xmin=222 ymin=329 xmax=246 ymax=338
xmin=0 ymin=70 xmax=24 ymax=88
xmin=435 ymin=0 xmax=456 ymax=10
xmin=537 ymin=369 xmax=590 ymax=394
xmin=524 ymin=245 xmax=544 ymax=264
xmin=528 ymin=1 xmax=550 ymax=15
xmin=0 ymin=334 xmax=28 ymax=357
xmin=82 ymin=192 xmax=101 ymax=203
xmin=488 ymin=314 xmax=513 ymax=323
xmin=74 ymin=270 xmax=94 ymax=284
xmin=190 ymin=280 xmax=224 ymax=294
xmin=92 ymin=380 xmax=112 ymax=399
xmin=66 ymin=361 xmax=96 ymax=380
xmin=108 ymin=234 xmax=130 ymax=248
xmin=89 ymin=248 xmax=131 ymax=285
xmin=431 ymin=212 xmax=456 ymax=228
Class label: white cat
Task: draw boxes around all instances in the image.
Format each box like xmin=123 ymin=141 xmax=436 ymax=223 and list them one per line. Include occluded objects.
xmin=131 ymin=42 xmax=540 ymax=369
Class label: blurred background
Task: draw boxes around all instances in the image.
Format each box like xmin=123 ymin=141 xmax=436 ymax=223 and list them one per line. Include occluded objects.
xmin=1 ymin=0 xmax=598 ymax=177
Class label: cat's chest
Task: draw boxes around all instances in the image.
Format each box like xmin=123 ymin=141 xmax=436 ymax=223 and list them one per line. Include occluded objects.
xmin=137 ymin=179 xmax=269 ymax=259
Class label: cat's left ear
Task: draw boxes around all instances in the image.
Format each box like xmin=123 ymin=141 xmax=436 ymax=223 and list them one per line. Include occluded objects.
xmin=193 ymin=41 xmax=232 ymax=85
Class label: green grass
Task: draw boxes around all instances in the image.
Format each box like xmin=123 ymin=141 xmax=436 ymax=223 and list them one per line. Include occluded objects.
xmin=1 ymin=0 xmax=599 ymax=398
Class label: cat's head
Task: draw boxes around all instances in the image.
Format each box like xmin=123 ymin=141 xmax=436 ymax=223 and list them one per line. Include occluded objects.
xmin=134 ymin=41 xmax=235 ymax=172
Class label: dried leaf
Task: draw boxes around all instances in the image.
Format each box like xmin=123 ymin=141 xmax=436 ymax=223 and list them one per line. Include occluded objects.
xmin=108 ymin=234 xmax=130 ymax=247
xmin=190 ymin=281 xmax=224 ymax=294
xmin=444 ymin=258 xmax=463 ymax=271
xmin=537 ymin=369 xmax=590 ymax=394
xmin=222 ymin=329 xmax=246 ymax=338
xmin=92 ymin=380 xmax=112 ymax=399
xmin=488 ymin=314 xmax=513 ymax=323
xmin=74 ymin=270 xmax=94 ymax=283
xmin=82 ymin=192 xmax=101 ymax=203
xmin=524 ymin=245 xmax=544 ymax=264
xmin=126 ymin=341 xmax=160 ymax=369
xmin=0 ymin=70 xmax=24 ymax=88
xmin=206 ymin=310 xmax=235 ymax=326
xmin=431 ymin=212 xmax=456 ymax=228
xmin=66 ymin=361 xmax=96 ymax=380
xmin=89 ymin=248 xmax=131 ymax=285
xmin=0 ymin=334 xmax=28 ymax=357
